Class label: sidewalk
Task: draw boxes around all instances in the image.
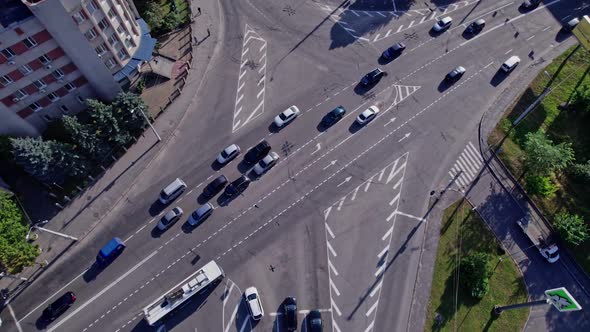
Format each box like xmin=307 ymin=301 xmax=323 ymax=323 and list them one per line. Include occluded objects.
xmin=0 ymin=0 xmax=221 ymax=303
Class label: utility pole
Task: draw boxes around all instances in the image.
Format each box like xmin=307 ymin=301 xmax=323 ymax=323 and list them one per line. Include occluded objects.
xmin=131 ymin=106 xmax=162 ymax=142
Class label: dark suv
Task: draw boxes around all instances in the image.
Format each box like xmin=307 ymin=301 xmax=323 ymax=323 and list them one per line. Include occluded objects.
xmin=203 ymin=175 xmax=228 ymax=198
xmin=244 ymin=141 xmax=271 ymax=164
xmin=322 ymin=106 xmax=346 ymax=127
xmin=43 ymin=291 xmax=76 ymax=321
xmin=225 ymin=175 xmax=251 ymax=197
xmin=284 ymin=297 xmax=297 ymax=331
xmin=360 ymin=68 xmax=386 ymax=87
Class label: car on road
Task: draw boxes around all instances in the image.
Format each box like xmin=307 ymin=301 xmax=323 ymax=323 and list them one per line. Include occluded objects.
xmin=360 ymin=68 xmax=386 ymax=87
xmin=563 ymin=17 xmax=580 ymax=32
xmin=253 ymin=151 xmax=279 ymax=175
xmin=157 ymin=207 xmax=183 ymax=231
xmin=501 ymin=55 xmax=521 ymax=73
xmin=274 ymin=106 xmax=300 ymax=128
xmin=307 ymin=310 xmax=323 ymax=332
xmin=432 ymin=16 xmax=452 ymax=32
xmin=43 ymin=291 xmax=76 ymax=321
xmin=188 ymin=203 xmax=213 ymax=226
xmin=465 ymin=19 xmax=485 ymax=34
xmin=244 ymin=287 xmax=264 ymax=320
xmin=322 ymin=106 xmax=347 ymax=127
xmin=381 ymin=42 xmax=405 ymax=59
xmin=217 ymin=144 xmax=241 ymax=165
xmin=521 ymin=0 xmax=540 ymax=10
xmin=202 ymin=175 xmax=228 ymax=198
xmin=96 ymin=237 xmax=125 ymax=266
xmin=244 ymin=140 xmax=271 ymax=164
xmin=225 ymin=175 xmax=251 ymax=197
xmin=284 ymin=297 xmax=297 ymax=331
xmin=356 ymin=105 xmax=379 ymax=125
xmin=445 ymin=66 xmax=466 ymax=83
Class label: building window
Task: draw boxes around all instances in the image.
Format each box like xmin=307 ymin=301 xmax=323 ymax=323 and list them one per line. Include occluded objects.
xmin=116 ymin=25 xmax=125 ymax=35
xmin=33 ymin=79 xmax=47 ymax=89
xmin=48 ymin=92 xmax=60 ymax=102
xmin=1 ymin=47 xmax=16 ymax=60
xmin=65 ymin=82 xmax=76 ymax=91
xmin=117 ymin=48 xmax=128 ymax=60
xmin=52 ymin=69 xmax=65 ymax=79
xmin=107 ymin=8 xmax=116 ymax=19
xmin=38 ymin=54 xmax=52 ymax=65
xmin=124 ymin=38 xmax=134 ymax=48
xmin=23 ymin=36 xmax=38 ymax=48
xmin=14 ymin=89 xmax=28 ymax=100
xmin=1 ymin=75 xmax=13 ymax=86
xmin=60 ymin=105 xmax=69 ymax=113
xmin=98 ymin=18 xmax=110 ymax=31
xmin=95 ymin=43 xmax=108 ymax=56
xmin=29 ymin=102 xmax=42 ymax=112
xmin=43 ymin=114 xmax=54 ymax=122
xmin=107 ymin=33 xmax=119 ymax=46
xmin=76 ymin=95 xmax=85 ymax=103
xmin=19 ymin=64 xmax=33 ymax=75
xmin=86 ymin=1 xmax=99 ymax=15
xmin=73 ymin=11 xmax=86 ymax=24
xmin=105 ymin=57 xmax=116 ymax=69
xmin=84 ymin=28 xmax=97 ymax=40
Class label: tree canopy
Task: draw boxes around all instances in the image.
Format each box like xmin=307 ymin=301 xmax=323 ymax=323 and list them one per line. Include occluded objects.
xmin=0 ymin=193 xmax=39 ymax=273
xmin=523 ymin=131 xmax=574 ymax=175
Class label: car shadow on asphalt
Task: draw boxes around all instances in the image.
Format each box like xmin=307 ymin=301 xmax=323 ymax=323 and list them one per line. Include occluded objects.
xmin=353 ymin=83 xmax=371 ymax=95
xmin=196 ymin=192 xmax=210 ymax=205
xmin=35 ymin=316 xmax=50 ymax=330
xmin=268 ymin=122 xmax=281 ymax=134
xmin=437 ymin=79 xmax=453 ymax=92
xmin=211 ymin=160 xmax=224 ymax=171
xmin=235 ymin=300 xmax=257 ymax=331
xmin=348 ymin=121 xmax=363 ymax=134
xmin=428 ymin=29 xmax=444 ymax=38
xmin=217 ymin=194 xmax=235 ymax=207
xmin=377 ymin=55 xmax=397 ymax=66
xmin=151 ymin=225 xmax=164 ymax=238
xmin=316 ymin=121 xmax=330 ymax=133
xmin=555 ymin=30 xmax=572 ymax=43
xmin=82 ymin=263 xmax=104 ymax=282
xmin=490 ymin=70 xmax=509 ymax=87
xmin=237 ymin=160 xmax=253 ymax=174
xmin=149 ymin=201 xmax=166 ymax=217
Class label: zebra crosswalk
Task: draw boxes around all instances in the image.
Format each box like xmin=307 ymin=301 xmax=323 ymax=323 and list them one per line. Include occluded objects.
xmin=448 ymin=141 xmax=484 ymax=190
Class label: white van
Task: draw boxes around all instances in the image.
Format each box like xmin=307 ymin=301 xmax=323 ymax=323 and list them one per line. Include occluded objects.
xmin=501 ymin=56 xmax=521 ymax=73
xmin=159 ymin=178 xmax=187 ymax=204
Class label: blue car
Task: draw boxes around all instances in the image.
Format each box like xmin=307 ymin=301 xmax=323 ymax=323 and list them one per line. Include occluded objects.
xmin=322 ymin=106 xmax=347 ymax=127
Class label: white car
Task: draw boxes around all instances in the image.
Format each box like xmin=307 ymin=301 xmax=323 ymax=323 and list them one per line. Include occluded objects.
xmin=217 ymin=144 xmax=241 ymax=164
xmin=274 ymin=106 xmax=300 ymax=128
xmin=356 ymin=106 xmax=379 ymax=125
xmin=433 ymin=16 xmax=452 ymax=32
xmin=244 ymin=287 xmax=264 ymax=320
xmin=253 ymin=152 xmax=279 ymax=175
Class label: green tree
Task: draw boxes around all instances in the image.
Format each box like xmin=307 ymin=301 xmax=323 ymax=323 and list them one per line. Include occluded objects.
xmin=143 ymin=1 xmax=166 ymax=31
xmin=523 ymin=131 xmax=575 ymax=175
xmin=525 ymin=174 xmax=558 ymax=197
xmin=572 ymin=84 xmax=590 ymax=113
xmin=0 ymin=192 xmax=39 ymax=273
xmin=571 ymin=160 xmax=590 ymax=183
xmin=87 ymin=99 xmax=132 ymax=146
xmin=110 ymin=92 xmax=148 ymax=133
xmin=460 ymin=252 xmax=490 ymax=299
xmin=10 ymin=137 xmax=88 ymax=184
xmin=62 ymin=115 xmax=110 ymax=160
xmin=554 ymin=212 xmax=589 ymax=246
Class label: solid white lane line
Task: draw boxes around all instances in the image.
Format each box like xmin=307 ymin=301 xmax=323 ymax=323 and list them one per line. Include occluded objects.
xmin=222 ymin=282 xmax=235 ymax=307
xmin=8 ymin=304 xmax=24 ymax=332
xmin=324 ymin=206 xmax=333 ymax=221
xmin=238 ymin=317 xmax=250 ymax=332
xmin=224 ymin=301 xmax=240 ymax=332
xmin=46 ymin=251 xmax=158 ymax=332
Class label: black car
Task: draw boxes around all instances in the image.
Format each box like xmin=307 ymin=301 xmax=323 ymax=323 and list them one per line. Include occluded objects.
xmin=521 ymin=0 xmax=540 ymax=10
xmin=381 ymin=42 xmax=405 ymax=59
xmin=465 ymin=19 xmax=485 ymax=34
xmin=445 ymin=66 xmax=466 ymax=83
xmin=322 ymin=106 xmax=346 ymax=127
xmin=225 ymin=175 xmax=251 ymax=197
xmin=307 ymin=310 xmax=323 ymax=332
xmin=203 ymin=175 xmax=228 ymax=198
xmin=244 ymin=140 xmax=271 ymax=164
xmin=43 ymin=291 xmax=76 ymax=321
xmin=284 ymin=297 xmax=297 ymax=331
xmin=360 ymin=68 xmax=386 ymax=87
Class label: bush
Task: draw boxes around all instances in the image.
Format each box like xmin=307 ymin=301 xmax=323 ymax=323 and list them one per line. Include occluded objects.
xmin=460 ymin=252 xmax=490 ymax=299
xmin=525 ymin=174 xmax=558 ymax=197
xmin=161 ymin=12 xmax=181 ymax=32
xmin=570 ymin=161 xmax=590 ymax=183
xmin=555 ymin=212 xmax=589 ymax=246
xmin=571 ymin=84 xmax=590 ymax=113
xmin=0 ymin=193 xmax=39 ymax=273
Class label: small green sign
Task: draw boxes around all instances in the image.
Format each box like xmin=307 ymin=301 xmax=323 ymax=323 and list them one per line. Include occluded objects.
xmin=545 ymin=287 xmax=582 ymax=312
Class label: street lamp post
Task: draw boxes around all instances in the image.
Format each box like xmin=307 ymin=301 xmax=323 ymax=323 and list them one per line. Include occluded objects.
xmin=25 ymin=220 xmax=78 ymax=241
xmin=131 ymin=106 xmax=162 ymax=142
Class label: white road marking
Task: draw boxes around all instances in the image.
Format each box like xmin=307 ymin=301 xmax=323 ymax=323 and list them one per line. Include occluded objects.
xmin=329 ymin=259 xmax=339 ymax=276
xmin=366 ymin=300 xmax=379 ymax=316
xmin=542 ymin=26 xmax=551 ymax=31
xmin=378 ymin=245 xmax=389 ymax=259
xmin=327 ymin=241 xmax=337 ymax=257
xmin=526 ymin=35 xmax=535 ymax=41
xmin=331 ymin=299 xmax=342 ymax=316
xmin=238 ymin=316 xmax=250 ymax=332
xmin=395 ymin=211 xmax=425 ymax=222
xmin=374 ymin=264 xmax=385 ymax=277
xmin=7 ymin=304 xmax=24 ymax=332
xmin=330 ymin=278 xmax=341 ymax=296
xmin=504 ymin=49 xmax=513 ymax=55
xmin=382 ymin=226 xmax=394 ymax=241
xmin=224 ymin=301 xmax=241 ymax=332
xmin=350 ymin=186 xmax=360 ymax=201
xmin=364 ymin=321 xmax=375 ymax=332
xmin=325 ymin=222 xmax=335 ymax=238
xmin=370 ymin=281 xmax=383 ymax=297
xmin=324 ymin=206 xmax=333 ymax=221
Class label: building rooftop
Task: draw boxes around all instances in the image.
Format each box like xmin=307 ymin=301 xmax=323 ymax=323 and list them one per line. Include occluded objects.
xmin=0 ymin=0 xmax=33 ymax=28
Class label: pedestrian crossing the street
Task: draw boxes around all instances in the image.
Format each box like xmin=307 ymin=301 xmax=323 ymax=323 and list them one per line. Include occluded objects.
xmin=448 ymin=141 xmax=484 ymax=190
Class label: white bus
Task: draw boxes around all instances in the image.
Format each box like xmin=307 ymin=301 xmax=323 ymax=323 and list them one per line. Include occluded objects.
xmin=142 ymin=260 xmax=224 ymax=326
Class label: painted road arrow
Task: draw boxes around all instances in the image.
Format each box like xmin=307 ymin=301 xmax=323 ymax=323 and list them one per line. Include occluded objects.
xmin=336 ymin=176 xmax=352 ymax=187
xmin=323 ymin=160 xmax=337 ymax=170
xmin=398 ymin=132 xmax=411 ymax=142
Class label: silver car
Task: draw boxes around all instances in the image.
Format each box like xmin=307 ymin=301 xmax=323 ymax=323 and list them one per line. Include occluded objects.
xmin=157 ymin=207 xmax=183 ymax=230
xmin=253 ymin=152 xmax=279 ymax=175
xmin=217 ymin=144 xmax=241 ymax=164
xmin=274 ymin=106 xmax=300 ymax=128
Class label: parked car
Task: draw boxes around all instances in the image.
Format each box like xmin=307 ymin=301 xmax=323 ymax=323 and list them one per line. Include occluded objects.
xmin=188 ymin=203 xmax=214 ymax=226
xmin=225 ymin=175 xmax=251 ymax=197
xmin=465 ymin=19 xmax=485 ymax=34
xmin=217 ymin=144 xmax=241 ymax=164
xmin=521 ymin=0 xmax=540 ymax=10
xmin=563 ymin=17 xmax=580 ymax=32
xmin=274 ymin=106 xmax=300 ymax=128
xmin=381 ymin=42 xmax=406 ymax=59
xmin=360 ymin=68 xmax=386 ymax=87
xmin=356 ymin=106 xmax=379 ymax=125
xmin=322 ymin=106 xmax=347 ymax=127
xmin=244 ymin=287 xmax=264 ymax=320
xmin=96 ymin=237 xmax=125 ymax=266
xmin=284 ymin=297 xmax=298 ymax=331
xmin=432 ymin=16 xmax=452 ymax=32
xmin=244 ymin=140 xmax=271 ymax=164
xmin=501 ymin=55 xmax=521 ymax=73
xmin=307 ymin=310 xmax=323 ymax=332
xmin=202 ymin=175 xmax=228 ymax=198
xmin=253 ymin=152 xmax=279 ymax=175
xmin=43 ymin=291 xmax=76 ymax=321
xmin=157 ymin=207 xmax=183 ymax=230
xmin=445 ymin=66 xmax=466 ymax=83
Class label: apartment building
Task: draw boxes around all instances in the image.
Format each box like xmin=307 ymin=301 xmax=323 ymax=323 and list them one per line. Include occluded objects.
xmin=0 ymin=0 xmax=156 ymax=134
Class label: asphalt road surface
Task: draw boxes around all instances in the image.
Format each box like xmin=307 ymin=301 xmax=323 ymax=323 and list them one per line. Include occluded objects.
xmin=5 ymin=0 xmax=590 ymax=332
